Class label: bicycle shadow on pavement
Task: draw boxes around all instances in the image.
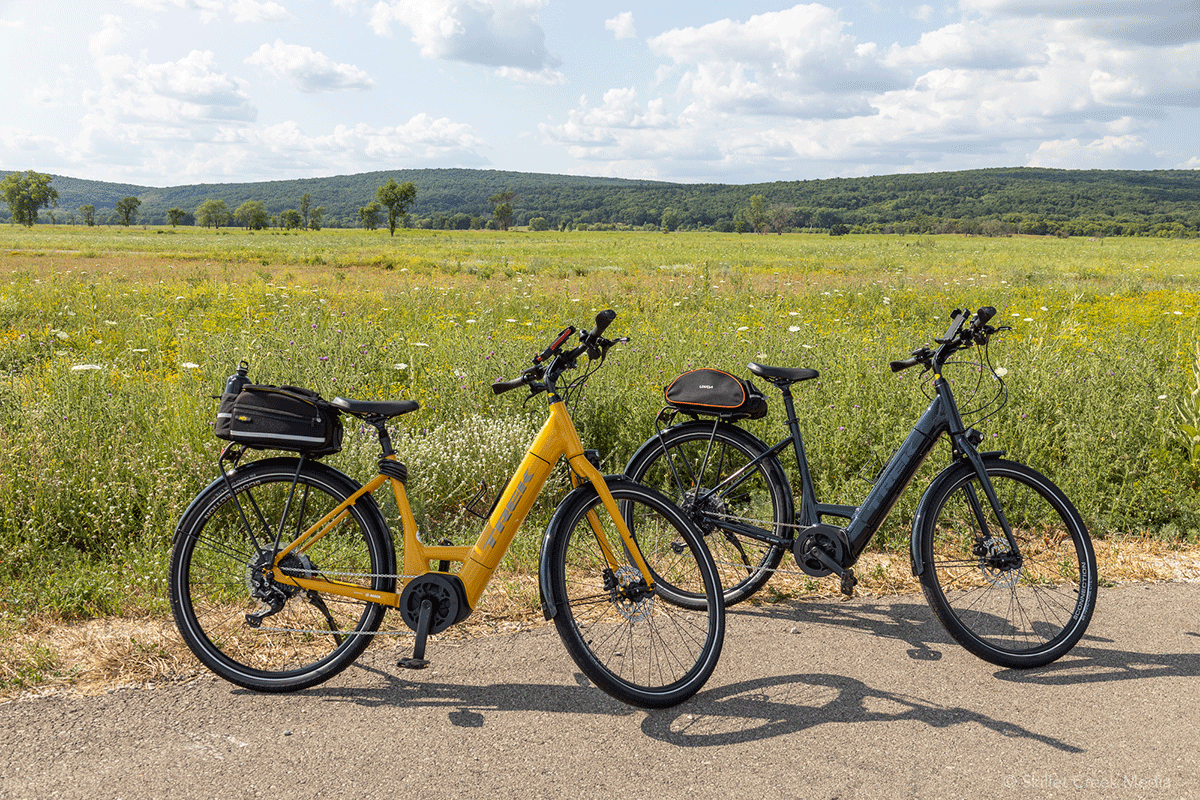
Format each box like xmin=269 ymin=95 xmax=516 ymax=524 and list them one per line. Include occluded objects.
xmin=990 ymin=643 xmax=1200 ymax=686
xmin=637 ymin=671 xmax=1083 ymax=752
xmin=295 ymin=660 xmax=644 ymax=723
xmin=734 ymin=597 xmax=959 ymax=663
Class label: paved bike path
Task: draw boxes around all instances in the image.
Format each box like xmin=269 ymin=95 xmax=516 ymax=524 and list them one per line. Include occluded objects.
xmin=2 ymin=582 xmax=1197 ymax=799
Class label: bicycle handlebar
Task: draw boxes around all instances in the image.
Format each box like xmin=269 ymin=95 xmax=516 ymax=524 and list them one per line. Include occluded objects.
xmin=492 ymin=310 xmax=623 ymax=396
xmin=890 ymin=306 xmax=1002 ymax=373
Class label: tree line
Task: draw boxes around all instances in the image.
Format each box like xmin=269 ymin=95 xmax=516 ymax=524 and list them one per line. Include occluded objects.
xmin=4 ymin=166 xmax=1200 ymax=237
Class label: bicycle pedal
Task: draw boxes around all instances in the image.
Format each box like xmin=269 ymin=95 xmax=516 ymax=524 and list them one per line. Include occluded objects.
xmin=398 ymin=657 xmax=431 ymax=670
xmin=840 ymin=568 xmax=858 ymax=598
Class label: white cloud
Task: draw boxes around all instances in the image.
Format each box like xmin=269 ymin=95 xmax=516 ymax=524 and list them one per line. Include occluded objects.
xmin=246 ymin=40 xmax=375 ymax=92
xmin=649 ymin=5 xmax=906 ymax=116
xmin=228 ymin=0 xmax=296 ymax=23
xmin=1026 ymin=134 xmax=1149 ymax=169
xmin=960 ymin=0 xmax=1200 ymax=46
xmin=889 ymin=20 xmax=1035 ymax=70
xmin=211 ymin=114 xmax=491 ymax=175
xmin=536 ymin=2 xmax=1200 ymax=181
xmin=366 ymin=0 xmax=562 ymax=80
xmin=123 ymin=0 xmax=292 ymax=23
xmin=605 ymin=11 xmax=636 ymax=40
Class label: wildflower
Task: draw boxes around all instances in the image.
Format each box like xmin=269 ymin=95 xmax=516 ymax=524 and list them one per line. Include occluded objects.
xmin=788 ymin=326 xmax=801 ymax=332
xmin=413 ymin=342 xmax=430 ymax=347
xmin=71 ymin=364 xmax=101 ymax=372
xmin=395 ymin=363 xmax=408 ymax=370
xmin=181 ymin=362 xmax=200 ymax=369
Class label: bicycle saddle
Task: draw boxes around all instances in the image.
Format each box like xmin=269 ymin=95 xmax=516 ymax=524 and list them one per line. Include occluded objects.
xmin=746 ymin=362 xmax=819 ymax=386
xmin=330 ymin=397 xmax=420 ymax=418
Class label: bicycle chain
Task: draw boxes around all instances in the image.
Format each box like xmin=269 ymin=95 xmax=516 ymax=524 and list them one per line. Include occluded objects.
xmin=253 ymin=626 xmax=414 ymax=636
xmin=695 ymin=510 xmax=839 ymax=580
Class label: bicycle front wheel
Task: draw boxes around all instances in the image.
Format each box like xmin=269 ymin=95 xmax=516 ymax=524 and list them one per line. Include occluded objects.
xmin=544 ymin=479 xmax=725 ymax=708
xmin=917 ymin=459 xmax=1097 ymax=669
xmin=624 ymin=422 xmax=791 ymax=606
xmin=169 ymin=458 xmax=393 ymax=692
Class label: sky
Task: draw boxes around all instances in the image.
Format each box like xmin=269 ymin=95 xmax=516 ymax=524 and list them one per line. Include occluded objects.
xmin=2 ymin=0 xmax=1198 ymax=187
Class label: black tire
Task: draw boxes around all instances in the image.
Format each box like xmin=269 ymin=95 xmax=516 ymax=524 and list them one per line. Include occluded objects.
xmin=917 ymin=459 xmax=1097 ymax=669
xmin=169 ymin=458 xmax=394 ymax=692
xmin=543 ymin=479 xmax=725 ymax=708
xmin=624 ymin=422 xmax=791 ymax=606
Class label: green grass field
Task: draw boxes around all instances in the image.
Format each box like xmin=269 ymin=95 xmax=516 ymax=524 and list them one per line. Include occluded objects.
xmin=2 ymin=226 xmax=1198 ymax=651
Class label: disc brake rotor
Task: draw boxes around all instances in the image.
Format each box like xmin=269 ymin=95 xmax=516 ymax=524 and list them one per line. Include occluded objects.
xmin=609 ymin=565 xmax=653 ymax=622
xmin=976 ymin=536 xmax=1021 ymax=588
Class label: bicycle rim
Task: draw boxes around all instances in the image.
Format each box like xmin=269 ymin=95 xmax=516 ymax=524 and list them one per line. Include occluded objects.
xmin=626 ymin=424 xmax=789 ymax=606
xmin=548 ymin=481 xmax=724 ymax=708
xmin=920 ymin=461 xmax=1097 ymax=668
xmin=170 ymin=462 xmax=390 ymax=691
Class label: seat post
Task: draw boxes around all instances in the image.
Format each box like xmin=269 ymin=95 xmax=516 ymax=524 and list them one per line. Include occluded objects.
xmin=368 ymin=416 xmax=396 ymax=458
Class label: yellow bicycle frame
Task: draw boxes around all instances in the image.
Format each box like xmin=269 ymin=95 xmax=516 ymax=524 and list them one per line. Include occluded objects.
xmin=269 ymin=397 xmax=654 ymax=611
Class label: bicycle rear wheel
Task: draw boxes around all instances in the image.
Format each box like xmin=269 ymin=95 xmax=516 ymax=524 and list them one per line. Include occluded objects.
xmin=624 ymin=422 xmax=791 ymax=606
xmin=169 ymin=458 xmax=393 ymax=692
xmin=917 ymin=459 xmax=1097 ymax=669
xmin=543 ymin=479 xmax=724 ymax=708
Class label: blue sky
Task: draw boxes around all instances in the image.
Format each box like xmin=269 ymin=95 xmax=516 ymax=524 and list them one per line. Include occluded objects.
xmin=2 ymin=0 xmax=1198 ymax=186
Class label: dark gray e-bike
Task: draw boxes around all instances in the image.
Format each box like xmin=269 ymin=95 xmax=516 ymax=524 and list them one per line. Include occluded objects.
xmin=626 ymin=306 xmax=1098 ymax=669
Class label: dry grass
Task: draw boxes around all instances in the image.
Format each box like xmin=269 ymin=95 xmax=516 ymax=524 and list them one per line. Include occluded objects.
xmin=3 ymin=537 xmax=1196 ymax=704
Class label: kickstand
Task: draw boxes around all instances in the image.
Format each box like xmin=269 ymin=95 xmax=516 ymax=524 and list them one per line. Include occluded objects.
xmin=398 ymin=598 xmax=433 ymax=670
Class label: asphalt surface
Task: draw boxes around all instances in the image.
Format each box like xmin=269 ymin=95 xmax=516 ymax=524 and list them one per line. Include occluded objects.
xmin=2 ymin=582 xmax=1198 ymax=800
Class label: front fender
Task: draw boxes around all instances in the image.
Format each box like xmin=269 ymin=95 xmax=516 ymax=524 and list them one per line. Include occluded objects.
xmin=537 ymin=475 xmax=627 ymax=620
xmin=909 ymin=452 xmax=1005 ymax=577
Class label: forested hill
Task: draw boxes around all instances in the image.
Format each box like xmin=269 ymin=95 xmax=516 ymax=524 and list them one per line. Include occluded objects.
xmin=4 ymin=166 xmax=1200 ymax=236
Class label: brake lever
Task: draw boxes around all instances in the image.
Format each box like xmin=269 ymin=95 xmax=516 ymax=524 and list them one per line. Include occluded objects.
xmin=588 ymin=335 xmax=630 ymax=360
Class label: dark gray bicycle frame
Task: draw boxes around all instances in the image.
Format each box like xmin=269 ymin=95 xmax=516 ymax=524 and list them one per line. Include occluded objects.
xmin=674 ymin=364 xmax=1021 ymax=576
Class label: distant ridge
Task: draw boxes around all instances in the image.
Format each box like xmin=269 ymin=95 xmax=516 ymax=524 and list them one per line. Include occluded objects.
xmin=3 ymin=166 xmax=1198 ymax=235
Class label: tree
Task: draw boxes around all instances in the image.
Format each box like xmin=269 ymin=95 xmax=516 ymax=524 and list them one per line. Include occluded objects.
xmin=300 ymin=193 xmax=311 ymax=229
xmin=489 ymin=191 xmax=515 ymax=231
xmin=309 ymin=206 xmax=324 ymax=231
xmin=768 ymin=203 xmax=795 ymax=234
xmin=115 ymin=196 xmax=141 ymax=226
xmin=280 ymin=209 xmax=303 ymax=230
xmin=660 ymin=207 xmax=681 ymax=233
xmin=358 ymin=201 xmax=382 ymax=230
xmin=747 ymin=194 xmax=767 ymax=233
xmin=528 ymin=216 xmax=549 ymax=231
xmin=167 ymin=207 xmax=187 ymax=227
xmin=1 ymin=170 xmax=58 ymax=227
xmin=196 ymin=199 xmax=231 ymax=229
xmin=376 ymin=179 xmax=417 ymax=236
xmin=234 ymin=200 xmax=269 ymax=230
xmin=79 ymin=205 xmax=95 ymax=227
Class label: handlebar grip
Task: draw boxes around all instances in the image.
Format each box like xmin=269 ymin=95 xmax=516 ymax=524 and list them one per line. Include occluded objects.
xmin=586 ymin=309 xmax=616 ymax=340
xmin=974 ymin=306 xmax=996 ymax=327
xmin=491 ymin=376 xmax=528 ymax=395
xmin=889 ymin=357 xmax=920 ymax=372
